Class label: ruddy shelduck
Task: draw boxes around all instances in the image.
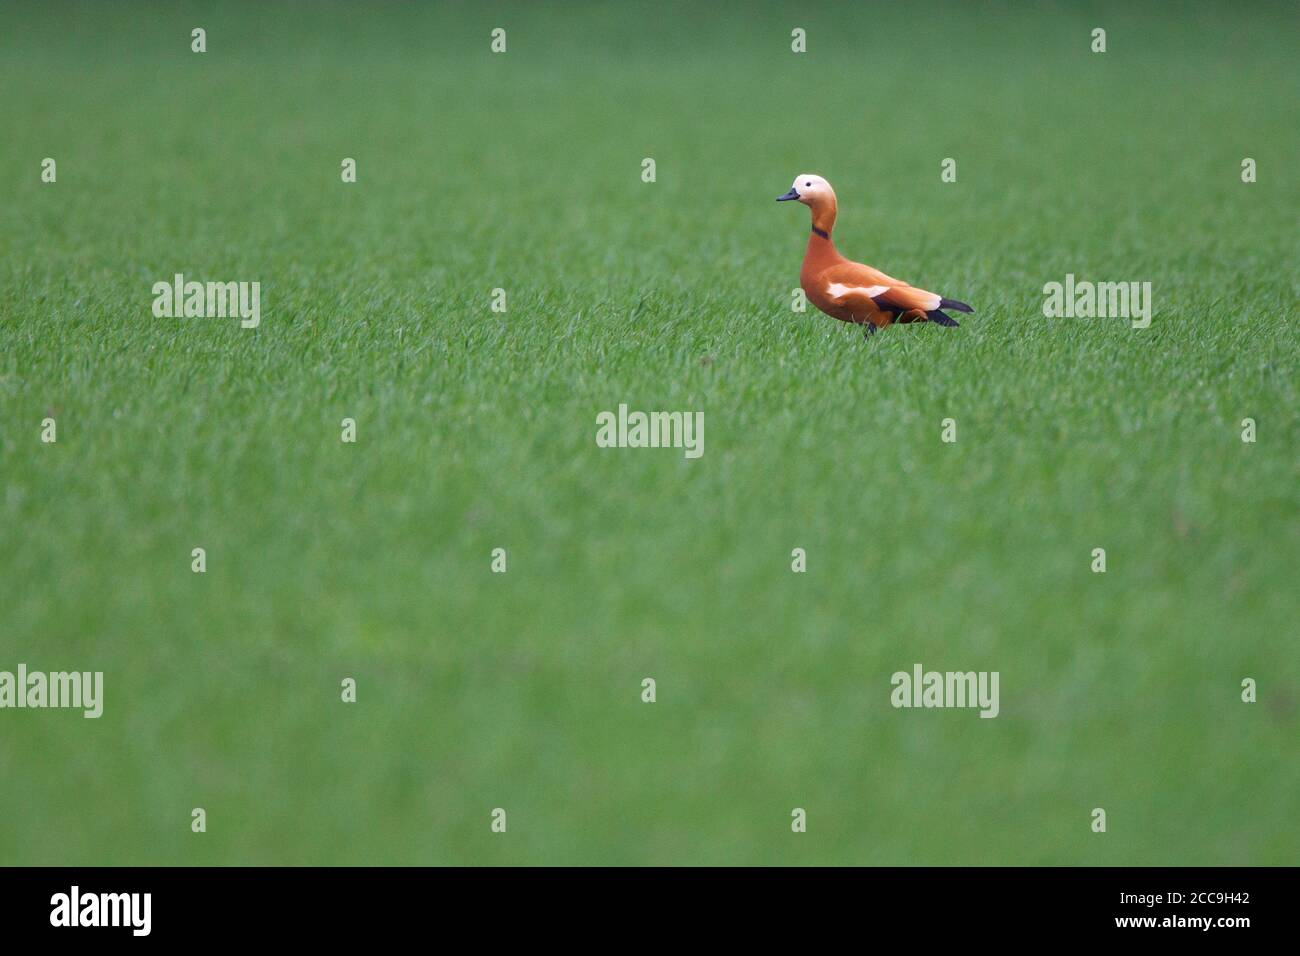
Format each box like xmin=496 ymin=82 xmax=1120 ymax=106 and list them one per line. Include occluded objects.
xmin=777 ymin=174 xmax=973 ymax=335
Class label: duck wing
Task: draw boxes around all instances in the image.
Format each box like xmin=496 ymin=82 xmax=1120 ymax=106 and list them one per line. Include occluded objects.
xmin=819 ymin=261 xmax=942 ymax=314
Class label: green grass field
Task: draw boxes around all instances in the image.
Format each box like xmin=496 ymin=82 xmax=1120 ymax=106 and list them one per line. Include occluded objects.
xmin=1 ymin=1 xmax=1296 ymax=866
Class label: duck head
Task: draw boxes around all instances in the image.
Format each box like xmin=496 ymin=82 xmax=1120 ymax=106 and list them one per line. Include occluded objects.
xmin=777 ymin=174 xmax=837 ymax=237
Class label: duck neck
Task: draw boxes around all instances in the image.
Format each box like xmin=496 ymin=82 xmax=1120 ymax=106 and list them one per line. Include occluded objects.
xmin=799 ymin=194 xmax=842 ymax=278
xmin=809 ymin=196 xmax=837 ymax=240
xmin=803 ymin=229 xmax=840 ymax=272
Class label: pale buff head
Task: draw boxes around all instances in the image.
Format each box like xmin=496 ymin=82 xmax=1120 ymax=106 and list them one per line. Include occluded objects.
xmin=776 ymin=173 xmax=838 ymax=234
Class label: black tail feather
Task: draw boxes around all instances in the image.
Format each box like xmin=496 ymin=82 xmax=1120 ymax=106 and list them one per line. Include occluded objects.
xmin=940 ymin=297 xmax=974 ymax=313
xmin=928 ymin=309 xmax=960 ymax=327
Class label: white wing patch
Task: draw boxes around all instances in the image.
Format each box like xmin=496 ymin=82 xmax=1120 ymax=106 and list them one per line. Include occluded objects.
xmin=826 ymin=282 xmax=889 ymax=300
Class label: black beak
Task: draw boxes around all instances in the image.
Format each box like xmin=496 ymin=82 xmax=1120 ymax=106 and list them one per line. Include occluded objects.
xmin=776 ymin=188 xmax=800 ymax=202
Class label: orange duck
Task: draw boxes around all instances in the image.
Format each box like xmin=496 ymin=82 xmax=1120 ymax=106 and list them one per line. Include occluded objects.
xmin=777 ymin=174 xmax=973 ymax=335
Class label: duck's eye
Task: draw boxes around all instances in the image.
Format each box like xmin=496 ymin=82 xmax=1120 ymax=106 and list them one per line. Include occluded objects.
xmin=805 ymin=181 xmax=812 ymax=187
